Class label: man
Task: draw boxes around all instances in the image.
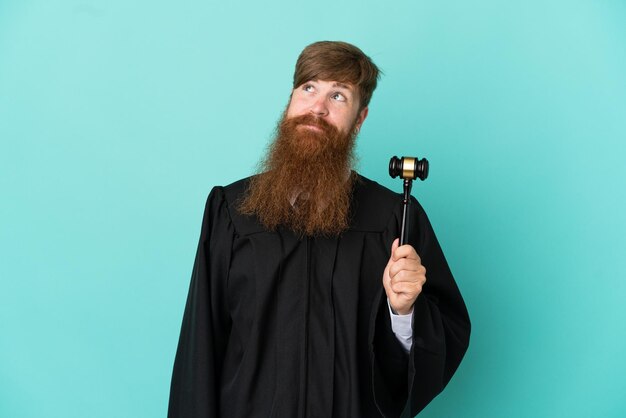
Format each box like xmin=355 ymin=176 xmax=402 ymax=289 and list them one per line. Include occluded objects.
xmin=168 ymin=41 xmax=470 ymax=418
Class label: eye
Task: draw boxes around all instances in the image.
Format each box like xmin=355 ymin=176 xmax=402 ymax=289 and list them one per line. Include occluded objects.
xmin=303 ymin=84 xmax=315 ymax=93
xmin=332 ymin=92 xmax=347 ymax=102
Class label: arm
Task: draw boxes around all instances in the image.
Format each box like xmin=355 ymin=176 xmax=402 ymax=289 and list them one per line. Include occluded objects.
xmin=373 ymin=198 xmax=471 ymax=417
xmin=168 ymin=188 xmax=234 ymax=418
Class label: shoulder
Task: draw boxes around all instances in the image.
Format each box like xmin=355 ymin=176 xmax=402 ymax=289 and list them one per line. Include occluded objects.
xmin=220 ymin=176 xmax=251 ymax=204
xmin=352 ymin=173 xmax=400 ymax=205
xmin=204 ymin=176 xmax=251 ymax=207
xmin=208 ymin=176 xmax=265 ymax=235
xmin=350 ymin=173 xmax=403 ymax=232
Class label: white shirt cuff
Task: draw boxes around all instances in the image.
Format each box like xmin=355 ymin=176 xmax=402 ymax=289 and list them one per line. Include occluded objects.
xmin=387 ymin=299 xmax=413 ymax=353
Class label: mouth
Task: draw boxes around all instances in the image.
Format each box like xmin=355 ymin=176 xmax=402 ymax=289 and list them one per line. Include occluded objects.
xmin=298 ymin=123 xmax=324 ymax=133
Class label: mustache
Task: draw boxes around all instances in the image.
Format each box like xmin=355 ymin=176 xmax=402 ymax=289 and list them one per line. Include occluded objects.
xmin=284 ymin=113 xmax=338 ymax=135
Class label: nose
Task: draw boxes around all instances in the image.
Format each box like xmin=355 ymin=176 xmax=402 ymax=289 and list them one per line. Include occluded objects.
xmin=309 ymin=96 xmax=329 ymax=117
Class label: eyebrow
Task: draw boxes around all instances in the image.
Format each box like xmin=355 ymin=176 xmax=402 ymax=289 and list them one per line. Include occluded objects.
xmin=332 ymin=82 xmax=353 ymax=91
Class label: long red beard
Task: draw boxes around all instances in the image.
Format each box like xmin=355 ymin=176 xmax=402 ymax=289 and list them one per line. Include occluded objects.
xmin=238 ymin=112 xmax=358 ymax=236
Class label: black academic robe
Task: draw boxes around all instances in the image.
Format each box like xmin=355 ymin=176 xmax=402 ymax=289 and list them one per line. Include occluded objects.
xmin=168 ymin=174 xmax=470 ymax=418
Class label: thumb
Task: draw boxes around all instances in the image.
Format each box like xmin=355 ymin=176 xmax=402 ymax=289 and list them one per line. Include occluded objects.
xmin=389 ymin=238 xmax=399 ymax=261
xmin=384 ymin=238 xmax=400 ymax=282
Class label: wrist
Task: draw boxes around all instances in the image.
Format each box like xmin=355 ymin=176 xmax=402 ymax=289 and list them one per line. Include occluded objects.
xmin=391 ymin=304 xmax=414 ymax=316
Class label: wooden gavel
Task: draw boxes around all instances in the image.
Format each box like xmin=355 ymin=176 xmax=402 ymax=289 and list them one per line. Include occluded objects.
xmin=389 ymin=156 xmax=429 ymax=245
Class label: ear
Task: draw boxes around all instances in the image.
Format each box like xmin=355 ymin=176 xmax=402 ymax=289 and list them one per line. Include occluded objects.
xmin=354 ymin=107 xmax=369 ymax=132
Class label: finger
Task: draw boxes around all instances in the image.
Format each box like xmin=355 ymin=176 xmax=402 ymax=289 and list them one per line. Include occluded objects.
xmin=387 ymin=238 xmax=400 ymax=266
xmin=390 ymin=280 xmax=423 ymax=296
xmin=391 ymin=238 xmax=399 ymax=255
xmin=393 ymin=244 xmax=421 ymax=262
xmin=389 ymin=258 xmax=426 ymax=280
xmin=388 ymin=258 xmax=422 ymax=278
xmin=390 ymin=269 xmax=427 ymax=285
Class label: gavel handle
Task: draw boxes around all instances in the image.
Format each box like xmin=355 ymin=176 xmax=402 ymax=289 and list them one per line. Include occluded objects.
xmin=400 ymin=179 xmax=413 ymax=246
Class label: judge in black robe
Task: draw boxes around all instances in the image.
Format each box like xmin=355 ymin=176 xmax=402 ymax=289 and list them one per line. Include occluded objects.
xmin=168 ymin=173 xmax=470 ymax=417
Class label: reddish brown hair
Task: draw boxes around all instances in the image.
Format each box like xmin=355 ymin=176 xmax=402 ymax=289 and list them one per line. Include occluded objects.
xmin=293 ymin=41 xmax=380 ymax=111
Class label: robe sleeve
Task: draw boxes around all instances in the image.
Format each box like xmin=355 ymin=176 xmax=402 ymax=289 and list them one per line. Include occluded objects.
xmin=372 ymin=197 xmax=471 ymax=418
xmin=168 ymin=187 xmax=234 ymax=418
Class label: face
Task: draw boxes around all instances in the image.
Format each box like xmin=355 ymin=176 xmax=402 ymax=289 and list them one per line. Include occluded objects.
xmin=286 ymin=79 xmax=369 ymax=136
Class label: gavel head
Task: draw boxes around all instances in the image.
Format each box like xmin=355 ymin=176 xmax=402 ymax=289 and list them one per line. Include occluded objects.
xmin=389 ymin=155 xmax=429 ymax=181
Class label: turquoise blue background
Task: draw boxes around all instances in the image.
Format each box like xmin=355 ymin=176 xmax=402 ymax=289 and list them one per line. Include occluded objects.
xmin=1 ymin=1 xmax=625 ymax=417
